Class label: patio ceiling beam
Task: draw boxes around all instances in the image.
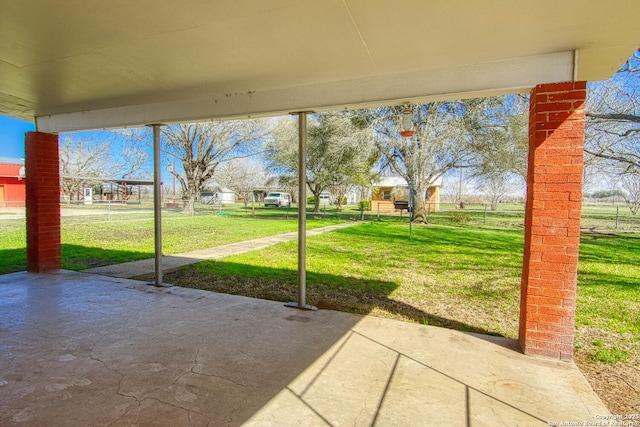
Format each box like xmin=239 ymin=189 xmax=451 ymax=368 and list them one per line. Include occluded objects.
xmin=35 ymin=52 xmax=574 ymax=133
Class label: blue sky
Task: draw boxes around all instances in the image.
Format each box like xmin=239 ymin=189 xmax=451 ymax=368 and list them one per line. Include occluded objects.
xmin=0 ymin=115 xmax=34 ymax=160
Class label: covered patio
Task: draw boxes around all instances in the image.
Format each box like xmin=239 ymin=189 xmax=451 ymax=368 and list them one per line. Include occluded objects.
xmin=1 ymin=0 xmax=639 ymax=424
xmin=1 ymin=270 xmax=606 ymax=426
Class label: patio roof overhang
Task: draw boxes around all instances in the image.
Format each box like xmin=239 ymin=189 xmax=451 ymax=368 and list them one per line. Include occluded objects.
xmin=1 ymin=1 xmax=638 ymax=133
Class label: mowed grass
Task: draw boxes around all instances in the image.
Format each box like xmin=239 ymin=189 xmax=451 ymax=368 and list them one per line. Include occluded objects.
xmin=168 ymin=220 xmax=639 ymax=366
xmin=172 ymin=221 xmax=526 ymax=337
xmin=576 ymin=233 xmax=640 ymax=364
xmin=0 ymin=212 xmax=347 ymax=274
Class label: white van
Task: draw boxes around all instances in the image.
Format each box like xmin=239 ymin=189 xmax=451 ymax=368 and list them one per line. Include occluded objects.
xmin=264 ymin=192 xmax=292 ymax=207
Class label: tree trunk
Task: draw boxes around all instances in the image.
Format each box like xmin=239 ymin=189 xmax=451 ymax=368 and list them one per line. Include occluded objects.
xmin=181 ymin=176 xmax=199 ymax=215
xmin=412 ymin=181 xmax=428 ymax=223
xmin=183 ymin=197 xmax=196 ymax=215
xmin=309 ymin=185 xmax=322 ymax=213
xmin=335 ymin=190 xmax=346 ymax=209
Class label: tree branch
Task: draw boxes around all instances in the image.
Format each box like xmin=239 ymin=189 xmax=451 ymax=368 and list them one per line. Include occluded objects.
xmin=586 ymin=112 xmax=640 ymax=123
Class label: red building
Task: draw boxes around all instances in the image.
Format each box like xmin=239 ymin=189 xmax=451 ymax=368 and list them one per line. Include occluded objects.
xmin=0 ymin=159 xmax=26 ymax=207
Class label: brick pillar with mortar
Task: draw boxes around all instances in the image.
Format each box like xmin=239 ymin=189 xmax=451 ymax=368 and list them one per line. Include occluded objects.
xmin=519 ymin=82 xmax=587 ymax=360
xmin=25 ymin=131 xmax=61 ymax=272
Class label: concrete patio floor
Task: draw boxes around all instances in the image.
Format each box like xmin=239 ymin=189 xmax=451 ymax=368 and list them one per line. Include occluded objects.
xmin=0 ymin=271 xmax=608 ymax=426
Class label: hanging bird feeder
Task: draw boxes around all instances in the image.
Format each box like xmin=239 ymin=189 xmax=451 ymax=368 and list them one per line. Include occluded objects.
xmin=399 ymin=107 xmax=415 ymax=138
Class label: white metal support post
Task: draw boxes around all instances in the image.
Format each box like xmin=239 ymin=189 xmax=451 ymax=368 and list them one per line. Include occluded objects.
xmin=150 ymin=124 xmax=168 ymax=287
xmin=286 ymin=112 xmax=317 ymax=311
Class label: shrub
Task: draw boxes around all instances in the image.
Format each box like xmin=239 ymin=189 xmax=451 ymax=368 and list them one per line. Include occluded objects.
xmin=358 ymin=200 xmax=371 ymax=211
xmin=450 ymin=211 xmax=472 ymax=223
xmin=592 ymin=190 xmax=626 ymax=199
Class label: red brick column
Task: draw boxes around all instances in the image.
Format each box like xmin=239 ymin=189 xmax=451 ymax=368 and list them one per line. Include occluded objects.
xmin=25 ymin=132 xmax=61 ymax=272
xmin=519 ymin=82 xmax=586 ymax=360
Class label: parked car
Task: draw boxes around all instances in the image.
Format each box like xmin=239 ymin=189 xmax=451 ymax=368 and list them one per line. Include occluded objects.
xmin=264 ymin=192 xmax=292 ymax=207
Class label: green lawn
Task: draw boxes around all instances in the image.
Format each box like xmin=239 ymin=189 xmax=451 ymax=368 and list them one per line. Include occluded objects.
xmin=175 ymin=221 xmax=525 ymax=336
xmin=575 ymin=233 xmax=640 ymax=364
xmin=0 ymin=212 xmax=347 ymax=274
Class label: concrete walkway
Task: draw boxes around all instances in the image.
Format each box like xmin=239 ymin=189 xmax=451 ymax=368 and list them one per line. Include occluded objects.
xmin=84 ymin=222 xmax=360 ymax=278
xmin=0 ymin=270 xmax=608 ymax=426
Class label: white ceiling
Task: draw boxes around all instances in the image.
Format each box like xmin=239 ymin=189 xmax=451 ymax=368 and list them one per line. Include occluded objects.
xmin=1 ymin=0 xmax=638 ymax=132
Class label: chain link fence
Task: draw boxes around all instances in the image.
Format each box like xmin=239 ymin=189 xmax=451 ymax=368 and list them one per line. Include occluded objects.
xmin=2 ymin=200 xmax=639 ymax=232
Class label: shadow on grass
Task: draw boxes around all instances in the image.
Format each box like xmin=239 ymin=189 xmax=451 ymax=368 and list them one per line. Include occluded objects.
xmin=579 ymin=232 xmax=640 ymax=266
xmin=579 ymin=271 xmax=640 ymax=291
xmin=0 ymin=245 xmax=155 ymax=275
xmin=0 ymin=248 xmax=27 ymax=275
xmin=158 ymin=260 xmax=504 ymax=337
xmin=61 ymin=244 xmax=154 ymax=271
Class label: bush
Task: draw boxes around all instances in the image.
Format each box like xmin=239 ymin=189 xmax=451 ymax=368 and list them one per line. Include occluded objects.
xmin=592 ymin=190 xmax=626 ymax=199
xmin=358 ymin=200 xmax=371 ymax=211
xmin=450 ymin=211 xmax=472 ymax=223
xmin=307 ymin=196 xmax=316 ymax=205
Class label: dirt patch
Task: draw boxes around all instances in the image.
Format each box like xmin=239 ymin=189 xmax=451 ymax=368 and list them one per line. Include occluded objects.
xmin=575 ymin=326 xmax=640 ymax=414
xmin=575 ymin=354 xmax=640 ymax=414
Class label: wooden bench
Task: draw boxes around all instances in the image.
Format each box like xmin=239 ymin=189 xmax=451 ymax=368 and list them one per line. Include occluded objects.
xmin=393 ymin=201 xmax=412 ymax=215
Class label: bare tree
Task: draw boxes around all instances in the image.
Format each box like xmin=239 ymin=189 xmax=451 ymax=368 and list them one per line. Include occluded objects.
xmin=119 ymin=144 xmax=148 ymax=179
xmin=59 ymin=136 xmax=115 ymax=204
xmin=216 ymin=157 xmax=268 ymax=212
xmin=162 ymin=120 xmax=270 ymax=215
xmin=585 ymin=49 xmax=640 ymax=174
xmin=477 ymin=172 xmax=520 ymax=211
xmin=621 ymin=174 xmax=640 ymax=215
xmin=327 ymin=183 xmax=351 ymax=208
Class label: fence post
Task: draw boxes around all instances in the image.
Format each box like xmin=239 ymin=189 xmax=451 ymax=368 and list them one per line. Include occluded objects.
xmin=377 ymin=202 xmax=380 ymax=220
xmin=616 ymin=205 xmax=619 ymax=229
xmin=484 ymin=204 xmax=487 ymax=224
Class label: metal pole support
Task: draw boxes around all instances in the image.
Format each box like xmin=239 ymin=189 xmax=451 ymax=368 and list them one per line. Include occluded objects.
xmin=286 ymin=112 xmax=317 ymax=311
xmin=149 ymin=124 xmax=169 ymax=287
